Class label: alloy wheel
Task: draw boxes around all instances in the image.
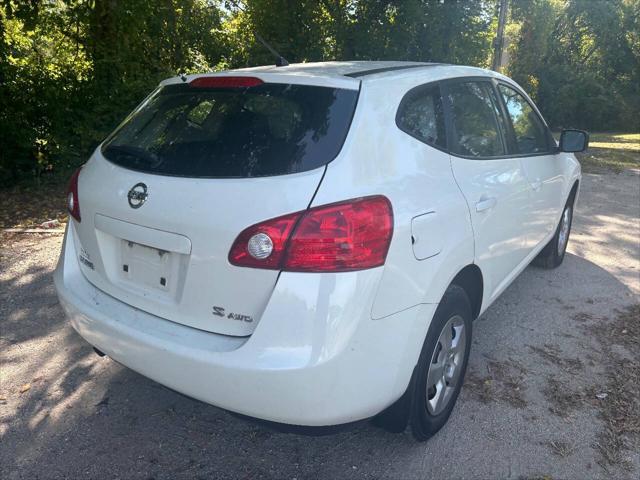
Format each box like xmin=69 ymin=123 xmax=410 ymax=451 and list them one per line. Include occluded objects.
xmin=557 ymin=206 xmax=572 ymax=256
xmin=425 ymin=315 xmax=467 ymax=415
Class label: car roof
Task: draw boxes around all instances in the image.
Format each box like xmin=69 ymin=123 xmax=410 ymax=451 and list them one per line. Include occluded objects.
xmin=236 ymin=61 xmax=436 ymax=77
xmin=234 ymin=60 xmax=506 ymax=81
xmin=164 ymin=61 xmax=509 ymax=91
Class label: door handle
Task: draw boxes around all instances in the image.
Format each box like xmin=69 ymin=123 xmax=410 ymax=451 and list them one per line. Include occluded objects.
xmin=475 ymin=196 xmax=497 ymax=212
xmin=531 ymin=178 xmax=542 ymax=191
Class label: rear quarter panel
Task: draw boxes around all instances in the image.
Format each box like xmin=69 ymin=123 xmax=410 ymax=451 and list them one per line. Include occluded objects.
xmin=311 ymin=73 xmax=475 ymax=320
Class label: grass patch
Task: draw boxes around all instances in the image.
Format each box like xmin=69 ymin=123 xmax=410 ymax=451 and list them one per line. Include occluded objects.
xmin=554 ymin=131 xmax=640 ymax=173
xmin=464 ymin=357 xmax=528 ymax=409
xmin=542 ymin=377 xmax=587 ymax=418
xmin=581 ymin=131 xmax=639 ymax=173
xmin=588 ymin=132 xmax=640 ymax=151
xmin=544 ymin=439 xmax=575 ymax=458
xmin=577 ymin=149 xmax=640 ymax=174
xmin=527 ymin=343 xmax=584 ymax=374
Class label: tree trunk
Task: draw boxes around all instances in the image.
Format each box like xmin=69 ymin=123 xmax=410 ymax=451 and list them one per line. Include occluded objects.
xmin=90 ymin=0 xmax=119 ymax=85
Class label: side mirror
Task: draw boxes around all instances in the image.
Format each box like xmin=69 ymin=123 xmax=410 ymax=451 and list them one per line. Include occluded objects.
xmin=559 ymin=129 xmax=589 ymax=153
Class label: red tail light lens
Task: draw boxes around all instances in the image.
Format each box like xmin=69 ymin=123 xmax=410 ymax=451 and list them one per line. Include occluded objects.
xmin=285 ymin=196 xmax=393 ymax=272
xmin=228 ymin=196 xmax=393 ymax=272
xmin=189 ymin=76 xmax=263 ymax=88
xmin=66 ymin=168 xmax=81 ymax=222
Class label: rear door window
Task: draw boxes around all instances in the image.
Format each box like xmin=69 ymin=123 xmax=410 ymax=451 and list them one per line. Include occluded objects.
xmin=396 ymin=84 xmax=447 ymax=149
xmin=101 ymin=82 xmax=359 ymax=177
xmin=445 ymin=81 xmax=506 ymax=158
xmin=498 ymin=84 xmax=550 ymax=154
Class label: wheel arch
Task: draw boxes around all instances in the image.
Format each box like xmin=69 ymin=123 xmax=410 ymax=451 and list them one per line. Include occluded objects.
xmin=569 ymin=179 xmax=579 ymax=205
xmin=449 ymin=264 xmax=484 ymax=320
xmin=374 ymin=265 xmax=483 ymax=433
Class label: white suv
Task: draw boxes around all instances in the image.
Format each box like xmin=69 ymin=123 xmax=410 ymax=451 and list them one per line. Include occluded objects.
xmin=54 ymin=61 xmax=587 ymax=440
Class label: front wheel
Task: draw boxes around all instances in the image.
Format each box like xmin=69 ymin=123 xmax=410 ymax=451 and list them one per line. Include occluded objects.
xmin=533 ymin=201 xmax=574 ymax=269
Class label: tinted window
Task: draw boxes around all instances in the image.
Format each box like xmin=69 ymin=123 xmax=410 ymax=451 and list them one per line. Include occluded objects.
xmin=446 ymin=82 xmax=505 ymax=157
xmin=498 ymin=84 xmax=549 ymax=154
xmin=397 ymin=85 xmax=446 ymax=148
xmin=102 ymin=83 xmax=358 ymax=177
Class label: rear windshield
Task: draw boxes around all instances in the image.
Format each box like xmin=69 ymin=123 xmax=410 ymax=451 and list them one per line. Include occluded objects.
xmin=101 ymin=82 xmax=359 ymax=177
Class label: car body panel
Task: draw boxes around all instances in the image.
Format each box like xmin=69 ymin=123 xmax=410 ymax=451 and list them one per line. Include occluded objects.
xmin=519 ymin=152 xmax=567 ymax=249
xmin=311 ymin=72 xmax=475 ymax=319
xmin=450 ymin=156 xmax=531 ymax=302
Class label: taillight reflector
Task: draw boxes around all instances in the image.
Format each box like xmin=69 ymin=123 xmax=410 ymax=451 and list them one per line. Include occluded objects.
xmin=229 ymin=196 xmax=393 ymax=272
xmin=228 ymin=211 xmax=301 ymax=269
xmin=66 ymin=168 xmax=81 ymax=222
xmin=189 ymin=76 xmax=264 ymax=88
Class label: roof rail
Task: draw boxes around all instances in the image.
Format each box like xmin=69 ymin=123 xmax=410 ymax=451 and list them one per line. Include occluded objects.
xmin=345 ymin=63 xmax=441 ymax=78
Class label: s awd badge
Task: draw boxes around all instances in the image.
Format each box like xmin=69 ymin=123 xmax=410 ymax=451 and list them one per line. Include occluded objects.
xmin=212 ymin=306 xmax=253 ymax=323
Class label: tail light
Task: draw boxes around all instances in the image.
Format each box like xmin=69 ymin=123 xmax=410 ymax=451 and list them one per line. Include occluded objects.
xmin=229 ymin=196 xmax=393 ymax=272
xmin=66 ymin=168 xmax=82 ymax=222
xmin=190 ymin=76 xmax=263 ymax=88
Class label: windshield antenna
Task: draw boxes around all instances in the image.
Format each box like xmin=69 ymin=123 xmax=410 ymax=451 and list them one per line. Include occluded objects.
xmin=227 ymin=0 xmax=289 ymax=67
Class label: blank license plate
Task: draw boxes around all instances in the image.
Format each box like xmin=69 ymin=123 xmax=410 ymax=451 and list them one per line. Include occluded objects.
xmin=120 ymin=240 xmax=172 ymax=291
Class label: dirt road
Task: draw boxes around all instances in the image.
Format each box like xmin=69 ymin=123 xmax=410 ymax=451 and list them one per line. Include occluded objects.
xmin=1 ymin=169 xmax=638 ymax=480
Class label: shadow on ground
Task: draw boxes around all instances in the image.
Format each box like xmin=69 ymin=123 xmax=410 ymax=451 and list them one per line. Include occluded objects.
xmin=1 ymin=225 xmax=637 ymax=479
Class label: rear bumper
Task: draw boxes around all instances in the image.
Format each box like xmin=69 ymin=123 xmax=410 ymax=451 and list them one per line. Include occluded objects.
xmin=55 ymin=224 xmax=435 ymax=426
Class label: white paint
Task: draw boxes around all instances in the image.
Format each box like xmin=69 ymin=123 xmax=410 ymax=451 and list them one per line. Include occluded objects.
xmin=55 ymin=61 xmax=581 ymax=426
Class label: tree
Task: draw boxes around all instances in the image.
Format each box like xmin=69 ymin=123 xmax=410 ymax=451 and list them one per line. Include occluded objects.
xmin=0 ymin=0 xmax=225 ymax=184
xmin=507 ymin=0 xmax=640 ymax=130
xmin=1 ymin=0 xmax=637 ymax=186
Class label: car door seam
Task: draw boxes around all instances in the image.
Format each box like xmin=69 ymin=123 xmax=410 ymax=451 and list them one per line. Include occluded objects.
xmin=448 ymin=155 xmax=476 ymax=261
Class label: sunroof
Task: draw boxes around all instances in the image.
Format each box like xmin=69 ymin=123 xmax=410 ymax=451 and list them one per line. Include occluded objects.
xmin=345 ymin=63 xmax=441 ymax=78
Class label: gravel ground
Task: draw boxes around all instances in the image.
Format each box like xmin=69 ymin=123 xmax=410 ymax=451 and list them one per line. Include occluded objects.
xmin=1 ymin=170 xmax=639 ymax=480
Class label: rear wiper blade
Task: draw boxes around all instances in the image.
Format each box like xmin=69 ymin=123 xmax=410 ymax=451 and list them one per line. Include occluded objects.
xmin=103 ymin=144 xmax=161 ymax=167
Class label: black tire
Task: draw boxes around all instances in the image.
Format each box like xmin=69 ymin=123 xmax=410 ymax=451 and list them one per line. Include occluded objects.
xmin=408 ymin=285 xmax=473 ymax=441
xmin=371 ymin=286 xmax=473 ymax=438
xmin=532 ymin=198 xmax=574 ymax=269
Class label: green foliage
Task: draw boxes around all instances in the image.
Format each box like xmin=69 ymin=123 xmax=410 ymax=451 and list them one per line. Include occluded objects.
xmin=223 ymin=0 xmax=496 ymax=66
xmin=507 ymin=0 xmax=640 ymax=131
xmin=1 ymin=0 xmax=223 ymax=185
xmin=0 ymin=0 xmax=638 ymax=186
xmin=1 ymin=1 xmax=91 ymax=183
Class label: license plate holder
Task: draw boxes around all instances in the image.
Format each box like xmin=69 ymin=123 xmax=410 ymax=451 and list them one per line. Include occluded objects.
xmin=120 ymin=240 xmax=172 ymax=292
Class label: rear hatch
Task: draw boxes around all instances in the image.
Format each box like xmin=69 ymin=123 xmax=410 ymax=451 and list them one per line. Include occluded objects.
xmin=71 ymin=74 xmax=359 ymax=336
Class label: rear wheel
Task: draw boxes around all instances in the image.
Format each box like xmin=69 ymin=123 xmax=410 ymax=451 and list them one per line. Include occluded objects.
xmin=409 ymin=285 xmax=472 ymax=441
xmin=533 ymin=200 xmax=574 ymax=269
